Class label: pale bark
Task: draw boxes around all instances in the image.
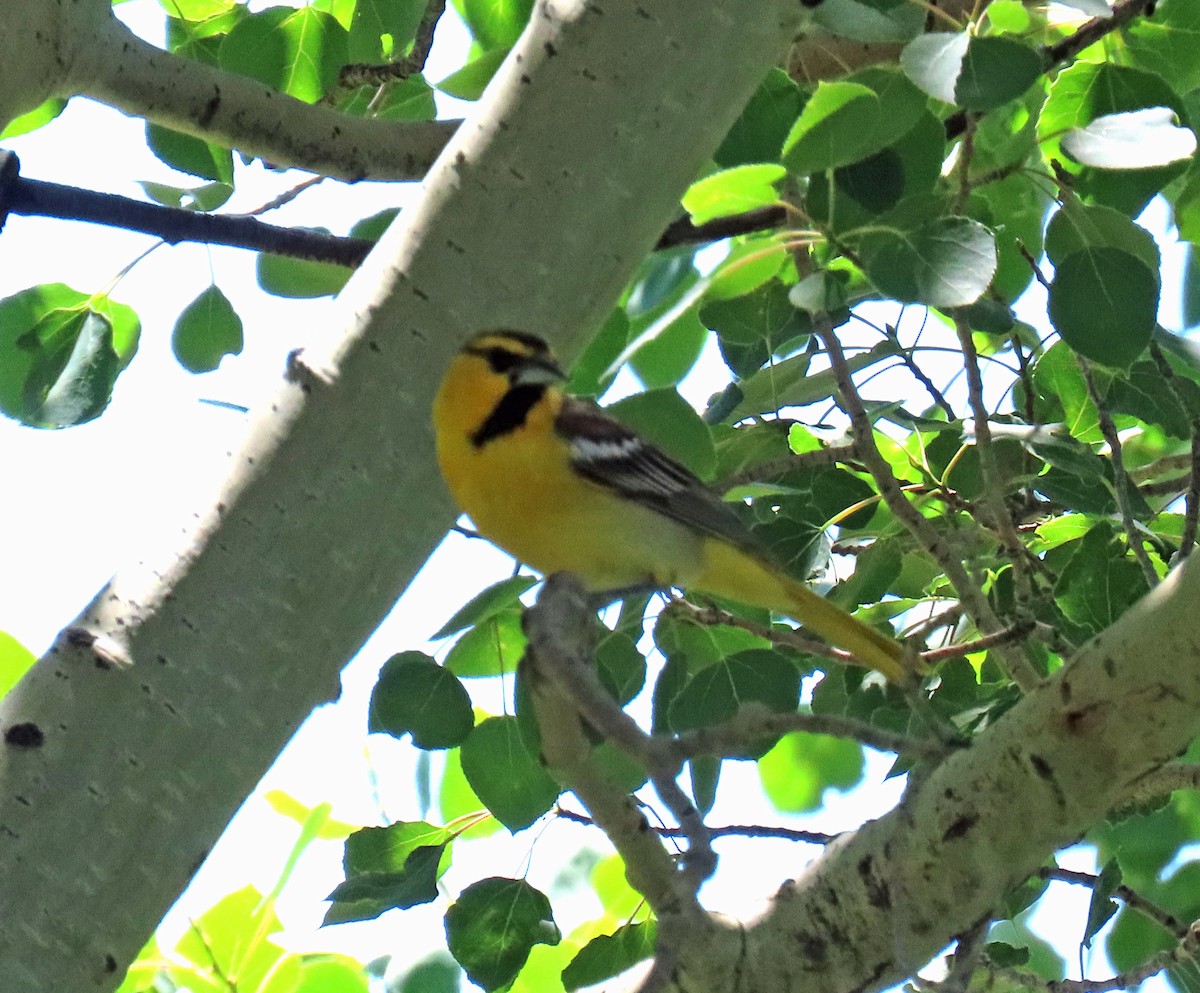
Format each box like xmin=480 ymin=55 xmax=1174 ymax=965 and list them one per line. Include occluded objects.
xmin=0 ymin=0 xmax=453 ymax=181
xmin=526 ymin=556 xmax=1200 ymax=993
xmin=0 ymin=0 xmax=801 ymax=987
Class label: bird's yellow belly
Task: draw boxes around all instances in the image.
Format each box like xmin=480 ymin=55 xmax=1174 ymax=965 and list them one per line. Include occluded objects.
xmin=445 ymin=439 xmax=703 ymax=591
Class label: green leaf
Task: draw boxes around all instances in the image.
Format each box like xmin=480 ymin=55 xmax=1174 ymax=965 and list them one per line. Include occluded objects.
xmin=459 ymin=0 xmax=532 ymax=49
xmin=1084 ymin=859 xmax=1122 ymax=948
xmin=436 ymin=46 xmax=511 ymax=101
xmin=219 ymin=7 xmax=349 ymax=102
xmin=1054 ymin=523 xmax=1151 ymax=637
xmin=173 ymin=886 xmax=293 ymax=993
xmin=325 ymin=840 xmax=449 ymax=924
xmin=566 ymin=309 xmax=629 ymax=397
xmin=460 ymin=716 xmax=560 ymax=832
xmin=0 ymin=284 xmax=138 ymax=429
xmin=782 ymin=81 xmax=882 ymax=174
xmin=690 ymin=755 xmax=721 ymax=816
xmin=812 ymin=0 xmax=925 ymax=44
xmin=263 ymin=791 xmax=357 ymax=839
xmin=172 ymin=284 xmax=243 ymax=373
xmin=902 ymin=33 xmax=1042 ymax=110
xmin=900 ymin=31 xmax=967 ymax=104
xmin=669 ymin=650 xmax=801 ymax=740
xmin=257 ymin=242 xmax=352 ymax=298
xmin=295 ymin=956 xmax=370 ymax=993
xmin=715 ymin=68 xmax=804 ymax=167
xmin=726 ymin=339 xmax=897 ymax=422
xmin=0 ymin=631 xmax=35 ymax=700
xmin=806 ymin=110 xmax=945 ymax=234
xmin=1040 ymin=61 xmax=1188 ymax=212
xmin=1048 ymin=247 xmax=1158 ymax=368
xmin=1062 ymin=108 xmax=1196 ymax=169
xmin=444 ymin=608 xmax=528 ymax=678
xmin=626 ymin=306 xmax=708 ymax=389
xmin=438 ymin=748 xmax=500 ymax=839
xmin=145 ymin=124 xmax=234 ymax=184
xmin=140 ymin=181 xmax=233 ymax=211
xmin=701 ymin=281 xmax=811 ymax=351
xmin=605 ymin=389 xmax=716 ymax=480
xmin=1045 ymin=201 xmax=1160 ymax=273
xmin=758 ymin=731 xmax=865 ymax=812
xmin=705 ymin=239 xmax=787 ymax=303
xmin=369 ymin=652 xmax=474 ymax=749
xmin=159 ymin=0 xmax=235 ymax=18
xmin=343 ymin=818 xmax=452 ymax=875
xmin=445 ymin=878 xmax=560 ymax=992
xmin=390 ymin=954 xmax=462 ymax=993
xmin=348 ymin=0 xmax=425 ymax=62
xmin=681 ymin=164 xmax=786 ymax=225
xmin=1106 ymin=360 xmax=1200 ymax=439
xmin=986 ymin=942 xmax=1031 ymax=968
xmin=562 ymin=921 xmax=657 ymax=991
xmin=1126 ymin=0 xmax=1200 ymax=93
xmin=433 ymin=575 xmax=537 ymax=639
xmin=595 ymin=632 xmax=647 ymax=706
xmin=860 ymin=216 xmax=997 ymax=307
xmin=1030 ymin=341 xmax=1102 ymax=442
xmin=0 ymin=97 xmax=67 ymax=138
xmin=954 ymin=36 xmax=1043 ymax=111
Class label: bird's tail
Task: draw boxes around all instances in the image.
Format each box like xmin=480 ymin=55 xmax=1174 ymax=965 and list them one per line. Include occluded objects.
xmin=697 ymin=542 xmax=911 ymax=683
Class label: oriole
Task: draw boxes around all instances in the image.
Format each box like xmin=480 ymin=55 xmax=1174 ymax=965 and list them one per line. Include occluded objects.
xmin=433 ymin=331 xmax=910 ymax=683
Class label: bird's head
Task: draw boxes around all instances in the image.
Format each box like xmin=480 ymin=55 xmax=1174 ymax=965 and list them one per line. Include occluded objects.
xmin=433 ymin=331 xmax=567 ymax=450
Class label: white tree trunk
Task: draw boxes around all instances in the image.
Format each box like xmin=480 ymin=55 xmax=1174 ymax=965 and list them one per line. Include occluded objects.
xmin=0 ymin=0 xmax=801 ymax=987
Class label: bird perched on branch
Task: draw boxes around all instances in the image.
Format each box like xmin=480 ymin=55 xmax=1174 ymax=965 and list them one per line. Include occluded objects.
xmin=433 ymin=330 xmax=911 ymax=683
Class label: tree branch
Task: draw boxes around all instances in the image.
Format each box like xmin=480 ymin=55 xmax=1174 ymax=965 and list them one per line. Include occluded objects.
xmin=0 ymin=153 xmax=373 ymax=266
xmin=338 ymin=0 xmax=447 ymax=88
xmin=0 ymin=1 xmax=803 ymax=985
xmin=815 ymin=317 xmax=1042 ymax=691
xmin=1079 ymin=359 xmax=1160 ymax=588
xmin=73 ymin=12 xmax=458 ymax=183
xmin=954 ymin=315 xmax=1033 ymax=604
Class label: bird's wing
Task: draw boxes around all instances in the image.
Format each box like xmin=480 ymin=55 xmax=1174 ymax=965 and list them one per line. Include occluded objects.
xmin=555 ymin=398 xmax=763 ymax=554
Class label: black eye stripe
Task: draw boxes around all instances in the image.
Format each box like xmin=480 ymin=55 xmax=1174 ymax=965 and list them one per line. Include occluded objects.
xmin=470 ymin=384 xmax=546 ymax=447
xmin=466 ymin=345 xmax=525 ymax=375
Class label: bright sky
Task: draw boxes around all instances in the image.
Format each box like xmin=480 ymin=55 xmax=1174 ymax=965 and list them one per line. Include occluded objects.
xmin=1 ymin=1 xmax=1188 ymax=987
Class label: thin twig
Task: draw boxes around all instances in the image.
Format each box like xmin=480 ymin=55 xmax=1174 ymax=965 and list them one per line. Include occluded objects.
xmin=338 ymin=0 xmax=447 ymax=88
xmin=1044 ymin=0 xmax=1158 ymax=67
xmin=676 ymin=599 xmax=865 ymax=670
xmin=1078 ymin=359 xmax=1159 ymax=587
xmin=239 ymin=175 xmax=328 ymax=217
xmin=1183 ymin=430 xmax=1200 ymax=558
xmin=1148 ymin=342 xmax=1200 ymax=558
xmin=521 ymin=577 xmax=694 ymax=913
xmin=1037 ymin=866 xmax=1189 ymax=941
xmin=815 ymin=317 xmax=1042 ymax=691
xmin=670 ymin=703 xmax=953 ymax=762
xmin=903 ymin=603 xmax=966 ymax=642
xmin=920 ymin=620 xmax=1035 ymax=664
xmin=954 ymin=315 xmax=1033 ymax=604
xmin=1122 ymin=763 xmax=1200 ymax=807
xmin=722 ymin=444 xmax=858 ymax=490
xmin=524 ymin=576 xmax=716 ymax=899
xmin=1130 ymin=453 xmax=1196 ymax=484
xmin=888 ymin=324 xmax=957 ymax=420
xmin=556 ymin=807 xmax=840 ymax=845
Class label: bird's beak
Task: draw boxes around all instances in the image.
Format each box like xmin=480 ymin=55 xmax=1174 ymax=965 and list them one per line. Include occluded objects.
xmin=514 ymin=354 xmax=566 ymax=386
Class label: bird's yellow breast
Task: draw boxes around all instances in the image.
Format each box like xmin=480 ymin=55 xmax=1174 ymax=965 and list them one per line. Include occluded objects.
xmin=433 ymin=353 xmax=702 ymax=590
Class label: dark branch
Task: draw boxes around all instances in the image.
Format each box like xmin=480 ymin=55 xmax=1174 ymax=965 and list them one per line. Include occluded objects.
xmin=0 ymin=151 xmax=373 ymax=267
xmin=338 ymin=0 xmax=448 ymax=88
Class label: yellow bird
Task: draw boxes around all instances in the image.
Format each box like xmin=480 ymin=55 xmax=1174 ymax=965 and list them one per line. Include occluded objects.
xmin=433 ymin=331 xmax=910 ymax=683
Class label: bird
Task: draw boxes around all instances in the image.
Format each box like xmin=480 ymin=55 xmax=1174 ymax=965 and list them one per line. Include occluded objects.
xmin=432 ymin=330 xmax=911 ymax=683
